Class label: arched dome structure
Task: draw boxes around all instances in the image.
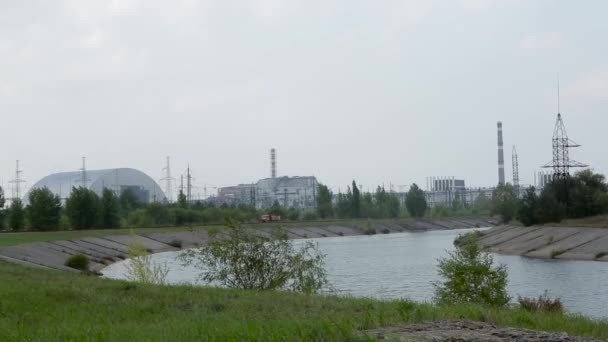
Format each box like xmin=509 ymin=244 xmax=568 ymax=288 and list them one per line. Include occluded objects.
xmin=25 ymin=168 xmax=166 ymax=204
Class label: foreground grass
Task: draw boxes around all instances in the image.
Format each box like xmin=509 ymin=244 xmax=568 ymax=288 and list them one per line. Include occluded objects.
xmin=0 ymin=216 xmax=489 ymax=247
xmin=0 ymin=262 xmax=606 ymax=341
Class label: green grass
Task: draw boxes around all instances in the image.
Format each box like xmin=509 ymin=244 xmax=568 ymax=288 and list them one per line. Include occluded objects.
xmin=0 ymin=262 xmax=606 ymax=341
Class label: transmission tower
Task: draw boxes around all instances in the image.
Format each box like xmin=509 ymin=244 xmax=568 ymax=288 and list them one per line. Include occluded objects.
xmin=512 ymin=146 xmax=520 ymax=194
xmin=79 ymin=156 xmax=90 ymax=188
xmin=9 ymin=160 xmax=26 ymax=201
xmin=542 ymin=113 xmax=587 ymax=179
xmin=160 ymin=156 xmax=175 ymax=202
xmin=186 ymin=165 xmax=192 ymax=204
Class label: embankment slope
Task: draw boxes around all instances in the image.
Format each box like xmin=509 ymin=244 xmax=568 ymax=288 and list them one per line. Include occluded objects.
xmin=480 ymin=225 xmax=608 ymax=261
xmin=0 ymin=218 xmax=494 ymax=271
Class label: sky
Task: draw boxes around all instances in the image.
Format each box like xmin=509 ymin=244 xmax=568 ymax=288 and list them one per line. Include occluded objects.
xmin=1 ymin=0 xmax=607 ymax=197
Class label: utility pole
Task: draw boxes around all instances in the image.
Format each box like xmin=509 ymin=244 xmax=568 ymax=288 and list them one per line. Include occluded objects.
xmin=9 ymin=160 xmax=26 ymax=201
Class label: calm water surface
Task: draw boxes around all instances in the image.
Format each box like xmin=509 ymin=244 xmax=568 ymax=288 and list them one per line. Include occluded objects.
xmin=102 ymin=228 xmax=608 ymax=319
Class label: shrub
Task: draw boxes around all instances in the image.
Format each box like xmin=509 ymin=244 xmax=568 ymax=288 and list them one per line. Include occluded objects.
xmin=169 ymin=239 xmax=183 ymax=248
xmin=125 ymin=239 xmax=168 ymax=285
xmin=434 ymin=233 xmax=510 ymax=307
xmin=550 ymin=249 xmax=565 ymax=259
xmin=363 ymin=227 xmax=376 ymax=235
xmin=596 ymin=252 xmax=608 ymax=259
xmin=179 ymin=220 xmax=328 ymax=294
xmin=65 ymin=254 xmax=90 ymax=271
xmin=381 ymin=228 xmax=390 ymax=234
xmin=518 ymin=291 xmax=563 ymax=314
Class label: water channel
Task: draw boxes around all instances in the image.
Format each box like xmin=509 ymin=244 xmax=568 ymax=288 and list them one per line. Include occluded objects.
xmin=102 ymin=228 xmax=608 ymax=320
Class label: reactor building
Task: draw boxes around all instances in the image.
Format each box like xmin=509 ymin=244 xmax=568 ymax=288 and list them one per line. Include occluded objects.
xmin=25 ymin=168 xmax=166 ymax=204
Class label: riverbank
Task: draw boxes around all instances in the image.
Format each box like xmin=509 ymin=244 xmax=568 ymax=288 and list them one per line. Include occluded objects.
xmin=1 ymin=261 xmax=606 ymax=341
xmin=480 ymin=225 xmax=608 ymax=261
xmin=0 ymin=217 xmax=494 ymax=272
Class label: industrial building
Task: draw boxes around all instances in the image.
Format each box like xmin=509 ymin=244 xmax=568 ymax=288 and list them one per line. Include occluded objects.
xmin=25 ymin=168 xmax=166 ymax=204
xmin=215 ymin=148 xmax=318 ymax=211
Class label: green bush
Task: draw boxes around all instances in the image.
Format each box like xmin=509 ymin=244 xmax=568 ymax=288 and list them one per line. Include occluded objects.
xmin=434 ymin=233 xmax=510 ymax=307
xmin=179 ymin=220 xmax=328 ymax=294
xmin=65 ymin=254 xmax=90 ymax=271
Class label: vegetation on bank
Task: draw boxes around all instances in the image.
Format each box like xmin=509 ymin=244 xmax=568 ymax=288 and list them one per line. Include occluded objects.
xmin=492 ymin=170 xmax=608 ymax=226
xmin=0 ymin=261 xmax=606 ymax=341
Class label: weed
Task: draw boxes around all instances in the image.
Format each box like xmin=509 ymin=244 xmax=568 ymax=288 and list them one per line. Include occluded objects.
xmin=518 ymin=291 xmax=563 ymax=314
xmin=64 ymin=254 xmax=89 ymax=271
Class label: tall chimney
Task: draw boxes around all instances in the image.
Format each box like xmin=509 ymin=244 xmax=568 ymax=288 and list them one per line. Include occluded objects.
xmin=497 ymin=122 xmax=505 ymax=185
xmin=271 ymin=148 xmax=276 ymax=178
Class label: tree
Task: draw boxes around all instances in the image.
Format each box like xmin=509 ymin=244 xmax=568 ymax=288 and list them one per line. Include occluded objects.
xmin=517 ymin=187 xmax=539 ymax=227
xmin=491 ymin=183 xmax=517 ymax=223
xmin=27 ymin=187 xmax=62 ymax=231
xmin=316 ymin=183 xmax=334 ymax=219
xmin=120 ymin=188 xmax=140 ymax=213
xmin=405 ymin=183 xmax=427 ymax=218
xmin=351 ymin=181 xmax=361 ymax=218
xmin=335 ymin=188 xmax=352 ymax=219
xmin=434 ymin=233 xmax=510 ymax=307
xmin=66 ymin=187 xmax=100 ymax=229
xmin=269 ymin=200 xmax=285 ymax=217
xmin=536 ymin=186 xmax=564 ymax=224
xmin=176 ymin=190 xmax=188 ymax=209
xmin=0 ymin=186 xmax=5 ymax=230
xmin=0 ymin=186 xmax=5 ymax=209
xmin=179 ymin=220 xmax=328 ymax=294
xmin=100 ymin=188 xmax=121 ymax=228
xmin=8 ymin=199 xmax=25 ymax=231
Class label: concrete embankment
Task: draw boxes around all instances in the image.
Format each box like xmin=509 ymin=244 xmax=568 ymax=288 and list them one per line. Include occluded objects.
xmin=480 ymin=225 xmax=608 ymax=261
xmin=0 ymin=218 xmax=494 ymax=272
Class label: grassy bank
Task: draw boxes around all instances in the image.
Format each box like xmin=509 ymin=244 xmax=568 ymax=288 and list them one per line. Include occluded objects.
xmin=0 ymin=262 xmax=606 ymax=341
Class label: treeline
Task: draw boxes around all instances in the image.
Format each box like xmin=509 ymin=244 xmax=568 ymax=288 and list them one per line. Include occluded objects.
xmin=0 ymin=187 xmax=263 ymax=231
xmin=492 ymin=169 xmax=608 ymax=226
xmin=316 ymin=181 xmax=429 ymax=219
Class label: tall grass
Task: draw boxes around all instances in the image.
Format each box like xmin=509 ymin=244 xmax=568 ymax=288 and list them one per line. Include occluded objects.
xmin=0 ymin=261 xmax=606 ymax=341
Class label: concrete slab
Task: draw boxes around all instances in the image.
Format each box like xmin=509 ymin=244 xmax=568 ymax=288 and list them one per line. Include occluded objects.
xmin=525 ymin=228 xmax=608 ymax=259
xmin=102 ymin=235 xmax=176 ymax=252
xmin=143 ymin=231 xmax=209 ymax=248
xmin=481 ymin=227 xmax=543 ymax=249
xmin=557 ymin=232 xmax=608 ymax=260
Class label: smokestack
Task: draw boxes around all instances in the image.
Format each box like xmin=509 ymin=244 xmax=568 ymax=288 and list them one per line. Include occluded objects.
xmin=497 ymin=121 xmax=505 ymax=185
xmin=271 ymin=148 xmax=276 ymax=178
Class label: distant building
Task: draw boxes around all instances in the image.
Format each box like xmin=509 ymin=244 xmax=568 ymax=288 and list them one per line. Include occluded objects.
xmin=217 ymin=176 xmax=318 ymax=211
xmin=216 ymin=184 xmax=255 ymax=207
xmin=25 ymin=168 xmax=166 ymax=204
xmin=424 ymin=176 xmax=494 ymax=208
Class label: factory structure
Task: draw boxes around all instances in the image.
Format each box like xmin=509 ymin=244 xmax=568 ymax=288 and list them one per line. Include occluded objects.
xmin=214 ymin=149 xmax=319 ymax=211
xmin=422 ymin=121 xmax=514 ymax=208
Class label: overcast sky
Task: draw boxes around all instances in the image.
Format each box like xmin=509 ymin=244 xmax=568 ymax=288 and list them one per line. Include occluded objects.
xmin=1 ymin=0 xmax=606 ymax=197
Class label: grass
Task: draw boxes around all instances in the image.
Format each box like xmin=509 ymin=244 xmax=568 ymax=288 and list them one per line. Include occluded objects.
xmin=0 ymin=216 xmax=491 ymax=247
xmin=0 ymin=261 xmax=607 ymax=341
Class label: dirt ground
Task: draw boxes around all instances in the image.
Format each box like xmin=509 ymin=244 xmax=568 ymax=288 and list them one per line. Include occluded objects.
xmin=360 ymin=320 xmax=602 ymax=342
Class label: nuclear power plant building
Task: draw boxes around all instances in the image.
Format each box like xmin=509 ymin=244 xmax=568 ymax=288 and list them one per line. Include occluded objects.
xmin=26 ymin=168 xmax=166 ymax=204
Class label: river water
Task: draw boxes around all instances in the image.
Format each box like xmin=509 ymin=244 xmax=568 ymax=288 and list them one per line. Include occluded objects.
xmin=102 ymin=228 xmax=608 ymax=320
